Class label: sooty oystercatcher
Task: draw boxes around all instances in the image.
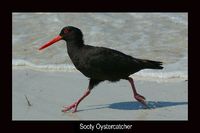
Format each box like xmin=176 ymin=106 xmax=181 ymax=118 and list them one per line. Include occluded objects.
xmin=39 ymin=26 xmax=163 ymax=112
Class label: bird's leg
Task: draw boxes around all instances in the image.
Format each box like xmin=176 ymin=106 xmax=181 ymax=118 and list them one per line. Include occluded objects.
xmin=62 ymin=79 xmax=101 ymax=113
xmin=128 ymin=77 xmax=148 ymax=107
xmin=62 ymin=89 xmax=90 ymax=113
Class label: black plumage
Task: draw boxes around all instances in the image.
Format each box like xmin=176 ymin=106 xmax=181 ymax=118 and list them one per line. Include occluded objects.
xmin=39 ymin=26 xmax=163 ymax=112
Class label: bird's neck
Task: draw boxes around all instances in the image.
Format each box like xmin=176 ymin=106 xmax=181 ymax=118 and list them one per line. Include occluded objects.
xmin=66 ymin=39 xmax=84 ymax=49
xmin=67 ymin=38 xmax=84 ymax=45
xmin=66 ymin=39 xmax=84 ymax=58
xmin=66 ymin=34 xmax=84 ymax=47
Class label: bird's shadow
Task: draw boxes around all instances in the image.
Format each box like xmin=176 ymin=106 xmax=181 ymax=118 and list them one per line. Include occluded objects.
xmin=78 ymin=101 xmax=187 ymax=112
xmin=108 ymin=101 xmax=187 ymax=110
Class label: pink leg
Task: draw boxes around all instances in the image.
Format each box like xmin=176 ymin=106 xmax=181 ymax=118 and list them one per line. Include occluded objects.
xmin=128 ymin=77 xmax=148 ymax=107
xmin=62 ymin=79 xmax=101 ymax=113
xmin=62 ymin=89 xmax=90 ymax=113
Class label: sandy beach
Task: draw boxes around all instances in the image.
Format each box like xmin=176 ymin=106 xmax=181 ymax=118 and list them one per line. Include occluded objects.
xmin=12 ymin=13 xmax=188 ymax=121
xmin=12 ymin=68 xmax=188 ymax=120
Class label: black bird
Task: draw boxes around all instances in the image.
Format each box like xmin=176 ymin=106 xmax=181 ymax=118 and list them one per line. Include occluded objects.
xmin=39 ymin=26 xmax=163 ymax=113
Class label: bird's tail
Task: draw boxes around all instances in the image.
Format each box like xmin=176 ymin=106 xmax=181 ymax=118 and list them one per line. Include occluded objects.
xmin=139 ymin=59 xmax=163 ymax=69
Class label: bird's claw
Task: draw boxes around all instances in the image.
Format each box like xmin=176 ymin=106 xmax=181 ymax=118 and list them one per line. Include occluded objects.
xmin=62 ymin=102 xmax=78 ymax=113
xmin=134 ymin=94 xmax=149 ymax=108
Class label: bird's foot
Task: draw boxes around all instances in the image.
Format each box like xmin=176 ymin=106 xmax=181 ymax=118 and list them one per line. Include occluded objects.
xmin=134 ymin=94 xmax=149 ymax=108
xmin=62 ymin=102 xmax=78 ymax=113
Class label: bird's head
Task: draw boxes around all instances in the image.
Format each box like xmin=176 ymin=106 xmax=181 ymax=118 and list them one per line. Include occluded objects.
xmin=60 ymin=26 xmax=83 ymax=41
xmin=39 ymin=26 xmax=83 ymax=51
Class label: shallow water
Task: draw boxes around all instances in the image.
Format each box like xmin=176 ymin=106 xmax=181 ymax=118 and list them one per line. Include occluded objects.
xmin=12 ymin=13 xmax=188 ymax=80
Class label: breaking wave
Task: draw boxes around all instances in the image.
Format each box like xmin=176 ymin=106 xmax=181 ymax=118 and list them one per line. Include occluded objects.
xmin=13 ymin=59 xmax=187 ymax=81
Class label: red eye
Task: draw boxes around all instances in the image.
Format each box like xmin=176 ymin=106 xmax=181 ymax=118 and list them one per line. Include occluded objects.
xmin=64 ymin=29 xmax=69 ymax=33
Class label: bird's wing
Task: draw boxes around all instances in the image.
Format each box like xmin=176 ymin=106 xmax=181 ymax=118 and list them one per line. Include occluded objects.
xmin=83 ymin=46 xmax=141 ymax=75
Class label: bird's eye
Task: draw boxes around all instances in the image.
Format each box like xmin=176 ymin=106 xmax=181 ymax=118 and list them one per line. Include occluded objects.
xmin=64 ymin=29 xmax=71 ymax=34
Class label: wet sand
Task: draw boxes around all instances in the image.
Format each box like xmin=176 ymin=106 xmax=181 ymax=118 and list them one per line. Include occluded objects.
xmin=12 ymin=68 xmax=188 ymax=120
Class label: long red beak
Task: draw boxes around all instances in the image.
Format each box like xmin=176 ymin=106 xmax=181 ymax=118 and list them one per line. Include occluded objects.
xmin=39 ymin=35 xmax=62 ymax=50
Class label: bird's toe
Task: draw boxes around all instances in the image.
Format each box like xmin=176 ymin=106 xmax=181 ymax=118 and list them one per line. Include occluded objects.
xmin=134 ymin=94 xmax=149 ymax=108
xmin=134 ymin=94 xmax=146 ymax=101
xmin=62 ymin=102 xmax=77 ymax=112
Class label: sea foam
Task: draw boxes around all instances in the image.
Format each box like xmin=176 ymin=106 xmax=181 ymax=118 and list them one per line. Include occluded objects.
xmin=12 ymin=59 xmax=76 ymax=72
xmin=12 ymin=59 xmax=187 ymax=81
